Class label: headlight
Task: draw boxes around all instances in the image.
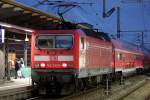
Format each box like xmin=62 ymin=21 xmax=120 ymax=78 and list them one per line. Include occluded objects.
xmin=40 ymin=63 xmax=46 ymax=68
xmin=62 ymin=63 xmax=67 ymax=68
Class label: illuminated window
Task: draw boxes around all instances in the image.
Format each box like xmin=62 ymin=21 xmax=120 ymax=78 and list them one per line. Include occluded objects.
xmin=81 ymin=37 xmax=84 ymax=49
xmin=133 ymin=55 xmax=137 ymax=60
xmin=118 ymin=53 xmax=123 ymax=60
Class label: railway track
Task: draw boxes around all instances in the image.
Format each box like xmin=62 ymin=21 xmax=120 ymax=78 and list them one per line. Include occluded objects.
xmin=26 ymin=86 xmax=102 ymax=100
xmin=106 ymin=79 xmax=148 ymax=100
xmin=119 ymin=78 xmax=150 ymax=100
xmin=27 ymin=75 xmax=149 ymax=100
xmin=66 ymin=75 xmax=149 ymax=100
xmin=26 ymin=96 xmax=43 ymax=100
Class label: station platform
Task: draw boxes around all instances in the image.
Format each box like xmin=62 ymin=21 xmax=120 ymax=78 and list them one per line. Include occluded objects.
xmin=0 ymin=78 xmax=32 ymax=99
xmin=0 ymin=78 xmax=31 ymax=91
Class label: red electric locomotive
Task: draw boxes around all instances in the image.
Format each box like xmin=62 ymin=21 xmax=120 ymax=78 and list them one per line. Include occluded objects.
xmin=31 ymin=29 xmax=113 ymax=95
xmin=31 ymin=28 xmax=145 ymax=95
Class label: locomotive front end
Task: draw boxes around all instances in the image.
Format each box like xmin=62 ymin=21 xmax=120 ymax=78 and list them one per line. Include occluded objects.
xmin=31 ymin=30 xmax=78 ymax=95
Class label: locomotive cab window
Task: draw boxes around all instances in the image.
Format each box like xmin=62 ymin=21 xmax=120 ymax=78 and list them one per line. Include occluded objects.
xmin=37 ymin=36 xmax=54 ymax=48
xmin=56 ymin=35 xmax=73 ymax=49
xmin=36 ymin=35 xmax=73 ymax=49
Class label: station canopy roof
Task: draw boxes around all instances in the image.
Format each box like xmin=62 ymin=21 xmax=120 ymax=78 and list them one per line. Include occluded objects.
xmin=0 ymin=0 xmax=62 ymax=30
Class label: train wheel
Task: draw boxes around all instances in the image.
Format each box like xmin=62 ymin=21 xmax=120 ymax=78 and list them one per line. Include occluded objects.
xmin=76 ymin=79 xmax=85 ymax=91
xmin=119 ymin=72 xmax=125 ymax=85
xmin=91 ymin=76 xmax=98 ymax=86
xmin=49 ymin=82 xmax=61 ymax=96
xmin=31 ymin=81 xmax=39 ymax=96
xmin=61 ymin=83 xmax=75 ymax=95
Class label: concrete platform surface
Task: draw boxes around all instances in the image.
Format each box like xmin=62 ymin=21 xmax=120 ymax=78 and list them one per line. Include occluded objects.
xmin=0 ymin=78 xmax=31 ymax=91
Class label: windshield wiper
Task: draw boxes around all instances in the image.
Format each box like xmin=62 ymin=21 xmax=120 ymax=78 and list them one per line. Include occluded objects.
xmin=65 ymin=47 xmax=72 ymax=50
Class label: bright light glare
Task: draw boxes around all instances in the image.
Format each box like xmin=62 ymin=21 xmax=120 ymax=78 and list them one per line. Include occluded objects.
xmin=62 ymin=63 xmax=67 ymax=68
xmin=0 ymin=23 xmax=11 ymax=28
xmin=40 ymin=63 xmax=46 ymax=68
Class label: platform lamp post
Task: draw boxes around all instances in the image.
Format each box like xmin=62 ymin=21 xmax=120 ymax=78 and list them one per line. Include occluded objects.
xmin=24 ymin=33 xmax=29 ymax=67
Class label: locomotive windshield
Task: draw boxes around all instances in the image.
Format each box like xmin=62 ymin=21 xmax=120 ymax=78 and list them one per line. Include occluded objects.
xmin=36 ymin=35 xmax=73 ymax=49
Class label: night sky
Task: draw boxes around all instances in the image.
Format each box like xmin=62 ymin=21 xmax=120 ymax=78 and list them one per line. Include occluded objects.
xmin=16 ymin=0 xmax=150 ymax=49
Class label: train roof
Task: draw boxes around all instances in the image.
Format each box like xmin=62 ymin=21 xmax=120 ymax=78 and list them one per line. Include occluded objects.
xmin=81 ymin=29 xmax=111 ymax=42
xmin=34 ymin=28 xmax=111 ymax=42
xmin=112 ymin=39 xmax=143 ymax=54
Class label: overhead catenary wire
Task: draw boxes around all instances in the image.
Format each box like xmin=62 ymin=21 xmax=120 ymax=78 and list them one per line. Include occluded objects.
xmin=119 ymin=0 xmax=150 ymax=49
xmin=32 ymin=0 xmax=104 ymax=31
xmin=32 ymin=0 xmax=94 ymax=22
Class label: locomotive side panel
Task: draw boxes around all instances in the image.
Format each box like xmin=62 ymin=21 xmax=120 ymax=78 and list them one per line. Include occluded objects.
xmin=78 ymin=35 xmax=113 ymax=78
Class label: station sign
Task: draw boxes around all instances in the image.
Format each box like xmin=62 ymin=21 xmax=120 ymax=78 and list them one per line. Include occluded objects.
xmin=0 ymin=28 xmax=5 ymax=43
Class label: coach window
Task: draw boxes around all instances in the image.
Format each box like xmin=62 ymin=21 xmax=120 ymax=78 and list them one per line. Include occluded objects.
xmin=118 ymin=53 xmax=123 ymax=60
xmin=81 ymin=37 xmax=85 ymax=49
xmin=134 ymin=55 xmax=138 ymax=60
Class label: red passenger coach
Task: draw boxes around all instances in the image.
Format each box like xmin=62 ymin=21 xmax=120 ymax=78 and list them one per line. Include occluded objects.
xmin=31 ymin=29 xmax=113 ymax=95
xmin=143 ymin=54 xmax=150 ymax=73
xmin=112 ymin=40 xmax=144 ymax=76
